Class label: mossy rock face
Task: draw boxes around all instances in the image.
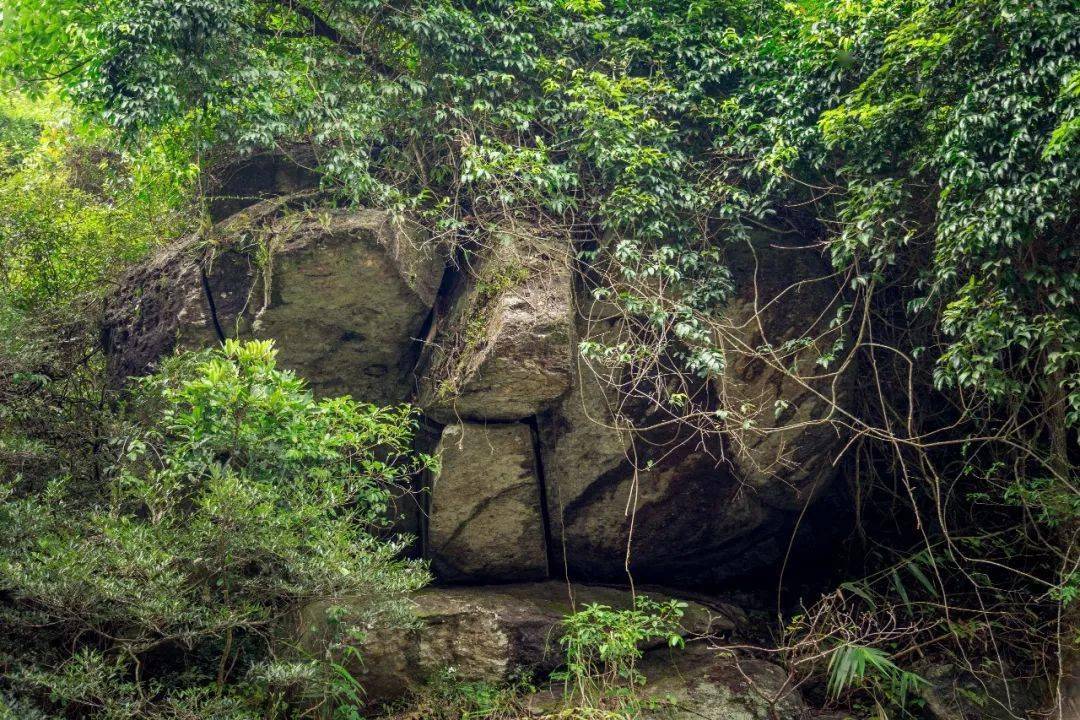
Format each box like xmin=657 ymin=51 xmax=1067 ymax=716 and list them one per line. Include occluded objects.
xmin=417 ymin=225 xmax=573 ymax=422
xmin=295 ymin=582 xmax=737 ymax=709
xmin=103 ymin=194 xmax=445 ymax=406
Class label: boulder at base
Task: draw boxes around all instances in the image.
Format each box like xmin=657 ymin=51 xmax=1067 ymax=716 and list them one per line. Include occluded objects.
xmin=295 ymin=582 xmax=738 ymax=709
xmin=103 ymin=195 xmax=445 ymax=405
xmin=428 ymin=422 xmax=548 ymax=582
xmin=524 ymin=643 xmax=806 ymax=720
xmin=417 ymin=225 xmax=573 ymax=422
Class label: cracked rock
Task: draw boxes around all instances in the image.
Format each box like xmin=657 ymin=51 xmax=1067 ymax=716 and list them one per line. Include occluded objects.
xmin=102 ymin=195 xmax=445 ymax=406
xmin=416 ymin=225 xmax=573 ymax=422
xmin=428 ymin=422 xmax=549 ymax=582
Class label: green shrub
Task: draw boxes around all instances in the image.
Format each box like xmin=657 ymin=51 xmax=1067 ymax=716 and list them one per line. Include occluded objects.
xmin=553 ymin=596 xmax=685 ymax=717
xmin=826 ymin=643 xmax=927 ymax=711
xmin=0 ymin=339 xmax=434 ymax=719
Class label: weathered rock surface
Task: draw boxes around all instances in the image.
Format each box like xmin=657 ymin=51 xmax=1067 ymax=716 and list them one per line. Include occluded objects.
xmin=103 ymin=196 xmax=445 ymax=405
xmin=524 ymin=643 xmax=806 ymax=720
xmin=428 ymin=422 xmax=548 ymax=582
xmin=417 ymin=227 xmax=573 ymax=422
xmin=539 ymin=363 xmax=782 ymax=586
xmin=717 ymin=237 xmax=850 ymax=510
xmin=296 ymin=582 xmax=738 ymax=708
xmin=538 ymin=239 xmax=850 ymax=587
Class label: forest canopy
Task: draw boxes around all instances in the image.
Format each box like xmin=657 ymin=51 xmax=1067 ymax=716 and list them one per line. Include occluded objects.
xmin=0 ymin=0 xmax=1077 ymax=718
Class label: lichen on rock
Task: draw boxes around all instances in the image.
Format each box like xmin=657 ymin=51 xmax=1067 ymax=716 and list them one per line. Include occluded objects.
xmin=103 ymin=194 xmax=445 ymax=406
xmin=417 ymin=224 xmax=574 ymax=422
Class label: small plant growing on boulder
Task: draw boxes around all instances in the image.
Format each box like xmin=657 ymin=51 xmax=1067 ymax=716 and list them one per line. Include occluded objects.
xmin=553 ymin=596 xmax=686 ymax=717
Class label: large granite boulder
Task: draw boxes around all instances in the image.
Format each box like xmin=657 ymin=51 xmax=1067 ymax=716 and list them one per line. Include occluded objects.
xmin=295 ymin=582 xmax=739 ymax=708
xmin=103 ymin=195 xmax=445 ymax=405
xmin=538 ymin=239 xmax=851 ymax=587
xmin=416 ymin=226 xmax=573 ymax=422
xmin=428 ymin=422 xmax=548 ymax=582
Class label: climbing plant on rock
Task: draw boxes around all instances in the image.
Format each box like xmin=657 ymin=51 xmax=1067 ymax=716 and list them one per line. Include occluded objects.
xmin=1 ymin=0 xmax=1077 ymax=714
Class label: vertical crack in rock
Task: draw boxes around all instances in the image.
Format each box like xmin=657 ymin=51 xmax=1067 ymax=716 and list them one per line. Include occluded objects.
xmin=525 ymin=415 xmax=558 ymax=579
xmin=428 ymin=421 xmax=549 ymax=582
xmin=199 ymin=266 xmax=227 ymax=343
xmin=104 ymin=197 xmax=447 ymax=405
xmin=410 ymin=258 xmax=463 ymax=397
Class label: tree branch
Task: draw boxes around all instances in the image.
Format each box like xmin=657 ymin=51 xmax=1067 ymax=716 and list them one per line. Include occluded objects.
xmin=263 ymin=1 xmax=397 ymax=78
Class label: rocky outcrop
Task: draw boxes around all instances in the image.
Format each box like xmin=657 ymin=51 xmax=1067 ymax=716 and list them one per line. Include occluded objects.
xmin=102 ymin=239 xmax=223 ymax=384
xmin=428 ymin=422 xmax=548 ymax=582
xmin=417 ymin=226 xmax=573 ymax=422
xmin=103 ymin=195 xmax=445 ymax=405
xmin=296 ymin=582 xmax=739 ymax=708
xmin=105 ymin=195 xmax=852 ymax=591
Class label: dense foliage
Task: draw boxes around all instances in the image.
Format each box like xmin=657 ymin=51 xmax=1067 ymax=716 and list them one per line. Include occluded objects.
xmin=0 ymin=89 xmax=195 ymax=485
xmin=0 ymin=101 xmax=435 ymax=713
xmin=0 ymin=0 xmax=1077 ymax=716
xmin=1 ymin=339 xmax=432 ymax=718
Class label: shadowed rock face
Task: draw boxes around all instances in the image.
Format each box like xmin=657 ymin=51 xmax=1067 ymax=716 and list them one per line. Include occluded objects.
xmin=103 ymin=196 xmax=445 ymax=405
xmin=536 ymin=238 xmax=851 ymax=587
xmin=718 ymin=237 xmax=850 ymax=511
xmin=428 ymin=422 xmax=549 ymax=582
xmin=538 ymin=364 xmax=786 ymax=587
